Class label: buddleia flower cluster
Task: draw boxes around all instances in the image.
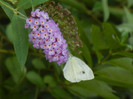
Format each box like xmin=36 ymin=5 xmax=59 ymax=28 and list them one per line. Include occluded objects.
xmin=39 ymin=1 xmax=82 ymax=53
xmin=25 ymin=9 xmax=68 ymax=65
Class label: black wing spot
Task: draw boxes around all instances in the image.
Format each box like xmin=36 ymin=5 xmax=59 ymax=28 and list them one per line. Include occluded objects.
xmin=82 ymin=71 xmax=85 ymax=74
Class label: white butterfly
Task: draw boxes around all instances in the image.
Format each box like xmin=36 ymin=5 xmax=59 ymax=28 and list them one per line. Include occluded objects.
xmin=63 ymin=56 xmax=94 ymax=83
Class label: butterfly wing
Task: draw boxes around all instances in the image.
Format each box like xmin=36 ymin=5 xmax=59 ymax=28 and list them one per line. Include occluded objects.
xmin=74 ymin=56 xmax=94 ymax=81
xmin=63 ymin=57 xmax=78 ymax=82
xmin=63 ymin=56 xmax=94 ymax=83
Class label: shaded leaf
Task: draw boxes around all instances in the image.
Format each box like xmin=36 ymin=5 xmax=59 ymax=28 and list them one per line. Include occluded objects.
xmin=50 ymin=88 xmax=72 ymax=99
xmin=17 ymin=0 xmax=48 ymax=10
xmin=80 ymin=43 xmax=93 ymax=68
xmin=127 ymin=0 xmax=133 ymax=8
xmin=92 ymin=1 xmax=102 ymax=12
xmin=103 ymin=23 xmax=121 ymax=49
xmin=5 ymin=56 xmax=25 ymax=83
xmin=6 ymin=23 xmax=14 ymax=42
xmin=102 ymin=0 xmax=110 ymax=21
xmin=117 ymin=23 xmax=133 ymax=33
xmin=32 ymin=58 xmax=45 ymax=70
xmin=96 ymin=66 xmax=133 ymax=88
xmin=67 ymin=79 xmax=119 ymax=99
xmin=58 ymin=0 xmax=88 ymax=14
xmin=124 ymin=7 xmax=133 ymax=24
xmin=43 ymin=75 xmax=57 ymax=88
xmin=26 ymin=71 xmax=45 ymax=87
xmin=91 ymin=25 xmax=108 ymax=50
xmin=104 ymin=57 xmax=133 ymax=73
xmin=0 ymin=1 xmax=14 ymax=20
xmin=113 ymin=51 xmax=133 ymax=58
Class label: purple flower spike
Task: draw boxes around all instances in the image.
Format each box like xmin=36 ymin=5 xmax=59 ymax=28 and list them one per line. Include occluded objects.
xmin=25 ymin=9 xmax=69 ymax=65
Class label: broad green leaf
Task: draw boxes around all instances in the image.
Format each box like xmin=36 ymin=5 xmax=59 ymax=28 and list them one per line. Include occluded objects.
xmin=121 ymin=31 xmax=128 ymax=43
xmin=103 ymin=23 xmax=121 ymax=49
xmin=5 ymin=56 xmax=25 ymax=83
xmin=117 ymin=23 xmax=133 ymax=33
xmin=58 ymin=0 xmax=88 ymax=14
xmin=0 ymin=1 xmax=14 ymax=20
xmin=127 ymin=0 xmax=133 ymax=7
xmin=94 ymin=49 xmax=104 ymax=64
xmin=124 ymin=7 xmax=133 ymax=24
xmin=6 ymin=23 xmax=14 ymax=43
xmin=80 ymin=43 xmax=93 ymax=68
xmin=112 ymin=52 xmax=133 ymax=58
xmin=50 ymin=88 xmax=72 ymax=99
xmin=26 ymin=71 xmax=45 ymax=87
xmin=91 ymin=25 xmax=108 ymax=50
xmin=104 ymin=57 xmax=133 ymax=73
xmin=32 ymin=58 xmax=45 ymax=70
xmin=129 ymin=33 xmax=133 ymax=46
xmin=102 ymin=0 xmax=110 ymax=21
xmin=43 ymin=75 xmax=57 ymax=88
xmin=95 ymin=67 xmax=133 ymax=88
xmin=92 ymin=1 xmax=102 ymax=12
xmin=0 ymin=88 xmax=3 ymax=99
xmin=7 ymin=0 xmax=18 ymax=4
xmin=67 ymin=79 xmax=119 ymax=99
xmin=17 ymin=0 xmax=48 ymax=10
xmin=11 ymin=14 xmax=28 ymax=67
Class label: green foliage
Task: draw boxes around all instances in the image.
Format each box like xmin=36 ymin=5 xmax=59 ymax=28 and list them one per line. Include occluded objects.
xmin=68 ymin=79 xmax=119 ymax=99
xmin=11 ymin=14 xmax=28 ymax=67
xmin=96 ymin=66 xmax=133 ymax=88
xmin=17 ymin=0 xmax=48 ymax=10
xmin=26 ymin=71 xmax=45 ymax=87
xmin=5 ymin=56 xmax=26 ymax=83
xmin=0 ymin=0 xmax=14 ymax=20
xmin=0 ymin=0 xmax=133 ymax=99
xmin=102 ymin=0 xmax=110 ymax=21
xmin=32 ymin=58 xmax=46 ymax=70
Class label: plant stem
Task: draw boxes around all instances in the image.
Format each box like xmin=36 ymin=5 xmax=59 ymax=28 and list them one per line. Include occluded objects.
xmin=0 ymin=1 xmax=27 ymax=19
xmin=34 ymin=87 xmax=39 ymax=99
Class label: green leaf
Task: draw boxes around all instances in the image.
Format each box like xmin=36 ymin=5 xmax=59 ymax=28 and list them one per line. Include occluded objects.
xmin=67 ymin=79 xmax=119 ymax=99
xmin=26 ymin=71 xmax=45 ymax=87
xmin=17 ymin=0 xmax=48 ymax=10
xmin=127 ymin=0 xmax=133 ymax=8
xmin=7 ymin=0 xmax=18 ymax=4
xmin=43 ymin=75 xmax=57 ymax=88
xmin=32 ymin=58 xmax=45 ymax=70
xmin=117 ymin=23 xmax=133 ymax=33
xmin=124 ymin=7 xmax=133 ymax=24
xmin=58 ymin=0 xmax=88 ymax=14
xmin=95 ymin=67 xmax=133 ymax=88
xmin=0 ymin=1 xmax=14 ymax=20
xmin=104 ymin=57 xmax=133 ymax=73
xmin=50 ymin=88 xmax=72 ymax=99
xmin=6 ymin=23 xmax=14 ymax=43
xmin=92 ymin=1 xmax=102 ymax=12
xmin=102 ymin=0 xmax=110 ymax=21
xmin=11 ymin=14 xmax=28 ymax=67
xmin=129 ymin=33 xmax=133 ymax=46
xmin=94 ymin=49 xmax=104 ymax=64
xmin=121 ymin=31 xmax=128 ymax=43
xmin=113 ymin=51 xmax=133 ymax=58
xmin=103 ymin=23 xmax=121 ymax=49
xmin=5 ymin=56 xmax=25 ymax=83
xmin=80 ymin=43 xmax=93 ymax=68
xmin=91 ymin=25 xmax=108 ymax=50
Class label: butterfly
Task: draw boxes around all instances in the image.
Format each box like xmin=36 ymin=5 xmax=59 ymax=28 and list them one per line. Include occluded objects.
xmin=63 ymin=56 xmax=94 ymax=83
